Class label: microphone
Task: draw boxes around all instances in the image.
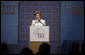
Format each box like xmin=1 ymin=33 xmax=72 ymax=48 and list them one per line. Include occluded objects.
xmin=39 ymin=19 xmax=40 ymax=22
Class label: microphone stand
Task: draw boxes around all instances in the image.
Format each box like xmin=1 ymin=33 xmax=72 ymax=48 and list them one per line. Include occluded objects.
xmin=39 ymin=19 xmax=45 ymax=26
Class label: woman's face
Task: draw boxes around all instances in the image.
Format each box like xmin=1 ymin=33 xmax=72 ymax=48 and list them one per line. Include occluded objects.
xmin=36 ymin=14 xmax=40 ymax=20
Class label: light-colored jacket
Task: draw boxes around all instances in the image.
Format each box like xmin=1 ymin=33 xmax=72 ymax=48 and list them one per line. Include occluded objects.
xmin=31 ymin=19 xmax=46 ymax=26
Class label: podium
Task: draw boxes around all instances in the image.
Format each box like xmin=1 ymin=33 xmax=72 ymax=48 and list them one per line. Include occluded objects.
xmin=29 ymin=26 xmax=50 ymax=54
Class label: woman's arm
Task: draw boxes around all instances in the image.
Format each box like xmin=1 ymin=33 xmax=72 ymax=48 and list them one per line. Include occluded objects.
xmin=31 ymin=20 xmax=35 ymax=26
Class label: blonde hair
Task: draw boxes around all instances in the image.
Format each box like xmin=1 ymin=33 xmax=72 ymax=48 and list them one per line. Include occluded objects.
xmin=34 ymin=10 xmax=41 ymax=16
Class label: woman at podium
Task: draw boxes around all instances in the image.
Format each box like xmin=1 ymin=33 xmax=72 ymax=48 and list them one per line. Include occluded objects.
xmin=31 ymin=11 xmax=46 ymax=26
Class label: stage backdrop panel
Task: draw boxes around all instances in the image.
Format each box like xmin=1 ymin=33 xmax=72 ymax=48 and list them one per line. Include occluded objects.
xmin=61 ymin=1 xmax=84 ymax=54
xmin=18 ymin=1 xmax=61 ymax=54
xmin=1 ymin=1 xmax=18 ymax=44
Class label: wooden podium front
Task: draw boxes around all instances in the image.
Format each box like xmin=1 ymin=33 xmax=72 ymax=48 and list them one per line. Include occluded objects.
xmin=29 ymin=26 xmax=50 ymax=54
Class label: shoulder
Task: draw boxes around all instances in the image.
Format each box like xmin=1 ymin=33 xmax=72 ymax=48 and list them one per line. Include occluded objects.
xmin=32 ymin=20 xmax=36 ymax=24
xmin=32 ymin=20 xmax=36 ymax=22
xmin=41 ymin=19 xmax=45 ymax=22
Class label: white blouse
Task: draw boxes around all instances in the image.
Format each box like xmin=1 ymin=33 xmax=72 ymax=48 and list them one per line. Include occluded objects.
xmin=31 ymin=19 xmax=46 ymax=26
